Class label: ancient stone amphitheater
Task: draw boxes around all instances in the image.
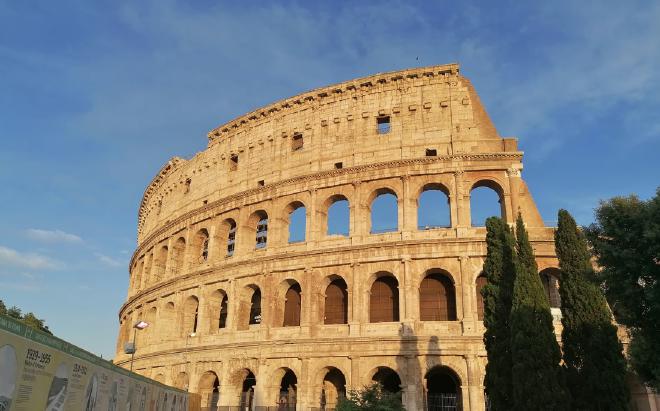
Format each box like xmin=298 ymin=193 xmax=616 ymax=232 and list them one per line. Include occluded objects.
xmin=115 ymin=63 xmax=565 ymax=411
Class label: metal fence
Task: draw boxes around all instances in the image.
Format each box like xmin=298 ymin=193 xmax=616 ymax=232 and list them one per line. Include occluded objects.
xmin=426 ymin=393 xmax=461 ymax=411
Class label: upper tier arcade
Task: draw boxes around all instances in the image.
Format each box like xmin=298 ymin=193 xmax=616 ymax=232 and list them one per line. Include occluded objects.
xmin=134 ymin=63 xmax=536 ymax=249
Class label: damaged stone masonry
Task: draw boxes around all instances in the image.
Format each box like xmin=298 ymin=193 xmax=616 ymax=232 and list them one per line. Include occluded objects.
xmin=115 ymin=63 xmax=606 ymax=410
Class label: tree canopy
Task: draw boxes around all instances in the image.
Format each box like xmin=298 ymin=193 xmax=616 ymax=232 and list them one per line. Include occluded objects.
xmin=0 ymin=299 xmax=52 ymax=335
xmin=585 ymin=188 xmax=660 ymax=390
xmin=336 ymin=383 xmax=404 ymax=411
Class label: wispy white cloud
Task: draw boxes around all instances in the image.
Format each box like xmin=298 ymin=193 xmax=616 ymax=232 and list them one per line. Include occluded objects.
xmin=0 ymin=245 xmax=61 ymax=270
xmin=94 ymin=252 xmax=123 ymax=268
xmin=25 ymin=228 xmax=82 ymax=243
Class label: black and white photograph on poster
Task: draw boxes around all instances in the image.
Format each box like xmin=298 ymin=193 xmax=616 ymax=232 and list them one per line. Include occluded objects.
xmin=0 ymin=345 xmax=17 ymax=411
xmin=45 ymin=362 xmax=69 ymax=411
xmin=83 ymin=373 xmax=98 ymax=411
xmin=107 ymin=380 xmax=118 ymax=411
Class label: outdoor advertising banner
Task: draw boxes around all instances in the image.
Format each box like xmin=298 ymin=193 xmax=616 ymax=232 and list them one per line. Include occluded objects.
xmin=0 ymin=315 xmax=189 ymax=411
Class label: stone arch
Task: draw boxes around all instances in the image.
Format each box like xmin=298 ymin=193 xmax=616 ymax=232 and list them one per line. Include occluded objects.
xmin=153 ymin=244 xmax=168 ymax=284
xmin=237 ymin=284 xmax=262 ymax=329
xmin=285 ymin=200 xmax=307 ymax=243
xmin=370 ymin=272 xmax=400 ymax=323
xmin=247 ymin=210 xmax=269 ymax=250
xmin=470 ymin=179 xmax=505 ymax=227
xmin=417 ymin=183 xmax=451 ymax=229
xmin=371 ymin=366 xmax=403 ymax=394
xmin=182 ymin=295 xmax=199 ymax=336
xmin=369 ymin=187 xmax=399 ymax=234
xmin=475 ymin=273 xmax=488 ymax=320
xmin=425 ymin=366 xmax=463 ymax=411
xmin=233 ymin=368 xmax=256 ymax=410
xmin=315 ymin=366 xmax=347 ymax=410
xmin=274 ymin=279 xmax=302 ymax=327
xmin=198 ymin=370 xmax=220 ymax=409
xmin=540 ymin=267 xmax=562 ymax=308
xmin=208 ymin=288 xmax=229 ymax=332
xmin=271 ymin=367 xmax=298 ymax=409
xmin=160 ymin=301 xmax=175 ymax=340
xmin=324 ymin=276 xmax=348 ymax=325
xmin=324 ymin=194 xmax=350 ymax=236
xmin=419 ymin=269 xmax=457 ymax=321
xmin=219 ymin=217 xmax=237 ymax=257
xmin=145 ymin=306 xmax=157 ymax=344
xmin=169 ymin=237 xmax=186 ymax=277
xmin=191 ymin=228 xmax=210 ymax=265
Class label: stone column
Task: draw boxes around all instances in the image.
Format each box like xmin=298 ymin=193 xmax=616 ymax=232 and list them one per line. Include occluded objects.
xmin=466 ymin=354 xmax=484 ymax=411
xmin=351 ymin=181 xmax=365 ymax=239
xmin=349 ymin=262 xmax=361 ymax=336
xmin=401 ymin=256 xmax=414 ymax=326
xmin=349 ymin=356 xmax=360 ymax=389
xmin=308 ymin=189 xmax=318 ymax=245
xmin=401 ymin=175 xmax=414 ymax=237
xmin=404 ymin=355 xmax=421 ymax=411
xmin=459 ymin=256 xmax=475 ymax=334
xmin=301 ymin=268 xmax=314 ymax=337
xmin=453 ymin=170 xmax=468 ymax=228
xmin=507 ymin=167 xmax=521 ymax=222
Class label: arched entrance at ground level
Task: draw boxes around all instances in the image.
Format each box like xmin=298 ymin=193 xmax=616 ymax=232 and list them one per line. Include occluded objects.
xmin=320 ymin=367 xmax=346 ymax=410
xmin=239 ymin=370 xmax=256 ymax=411
xmin=199 ymin=371 xmax=220 ymax=410
xmin=371 ymin=367 xmax=402 ymax=394
xmin=425 ymin=366 xmax=462 ymax=411
xmin=174 ymin=371 xmax=189 ymax=391
xmin=275 ymin=368 xmax=297 ymax=410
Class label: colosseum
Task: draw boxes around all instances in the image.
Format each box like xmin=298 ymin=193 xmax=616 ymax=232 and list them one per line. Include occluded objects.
xmin=114 ymin=63 xmax=570 ymax=411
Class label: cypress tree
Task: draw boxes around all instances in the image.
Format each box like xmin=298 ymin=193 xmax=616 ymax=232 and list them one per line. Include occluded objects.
xmin=510 ymin=214 xmax=568 ymax=411
xmin=482 ymin=217 xmax=516 ymax=410
xmin=555 ymin=209 xmax=628 ymax=410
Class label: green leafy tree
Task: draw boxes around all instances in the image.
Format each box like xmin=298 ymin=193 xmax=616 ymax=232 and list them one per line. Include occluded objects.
xmin=585 ymin=189 xmax=660 ymax=390
xmin=481 ymin=216 xmax=516 ymax=410
xmin=510 ymin=214 xmax=568 ymax=410
xmin=0 ymin=299 xmax=52 ymax=335
xmin=555 ymin=209 xmax=628 ymax=409
xmin=336 ymin=383 xmax=404 ymax=411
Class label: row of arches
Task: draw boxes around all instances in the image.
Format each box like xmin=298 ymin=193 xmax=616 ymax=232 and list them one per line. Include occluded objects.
xmin=131 ymin=180 xmax=507 ymax=291
xmin=121 ymin=267 xmax=562 ymax=352
xmin=194 ymin=364 xmax=462 ymax=410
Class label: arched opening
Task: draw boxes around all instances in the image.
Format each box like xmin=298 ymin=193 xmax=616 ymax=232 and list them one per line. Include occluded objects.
xmin=327 ymin=195 xmax=350 ymax=236
xmin=470 ymin=180 xmax=504 ymax=227
xmin=174 ymin=371 xmax=189 ymax=391
xmin=252 ymin=211 xmax=269 ymax=249
xmin=283 ymin=283 xmax=302 ymax=327
xmin=143 ymin=253 xmax=153 ymax=287
xmin=131 ymin=263 xmax=140 ymax=291
xmin=287 ymin=202 xmax=307 ymax=243
xmin=199 ymin=371 xmax=220 ymax=410
xmin=540 ymin=268 xmax=562 ymax=308
xmin=372 ymin=367 xmax=402 ymax=394
xmin=278 ymin=369 xmax=297 ymax=410
xmin=370 ymin=189 xmax=398 ymax=233
xmin=137 ymin=259 xmax=144 ymax=289
xmin=239 ymin=370 xmax=256 ymax=410
xmin=222 ymin=218 xmax=237 ymax=257
xmin=419 ymin=270 xmax=457 ymax=321
xmin=418 ymin=184 xmax=451 ymax=229
xmin=249 ymin=287 xmax=262 ymax=326
xmin=324 ymin=278 xmax=348 ymax=325
xmin=192 ymin=229 xmax=210 ymax=264
xmin=476 ymin=274 xmax=488 ymax=320
xmin=153 ymin=245 xmax=168 ymax=283
xmin=370 ymin=275 xmax=400 ymax=323
xmin=425 ymin=366 xmax=462 ymax=411
xmin=183 ymin=296 xmax=199 ymax=335
xmin=209 ymin=289 xmax=229 ymax=332
xmin=145 ymin=306 xmax=157 ymax=343
xmin=320 ymin=368 xmax=346 ymax=410
xmin=170 ymin=237 xmax=186 ymax=276
xmin=161 ymin=302 xmax=175 ymax=340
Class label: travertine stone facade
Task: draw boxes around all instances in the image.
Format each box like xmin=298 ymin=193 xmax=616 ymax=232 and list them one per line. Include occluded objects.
xmin=115 ymin=64 xmax=565 ymax=410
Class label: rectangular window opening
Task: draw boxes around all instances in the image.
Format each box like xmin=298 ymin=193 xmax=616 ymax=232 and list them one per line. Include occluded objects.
xmin=377 ymin=116 xmax=391 ymax=134
xmin=230 ymin=154 xmax=238 ymax=171
xmin=426 ymin=148 xmax=437 ymax=157
xmin=334 ymin=162 xmax=343 ymax=169
xmin=292 ymin=133 xmax=304 ymax=151
xmin=257 ymin=180 xmax=265 ymax=187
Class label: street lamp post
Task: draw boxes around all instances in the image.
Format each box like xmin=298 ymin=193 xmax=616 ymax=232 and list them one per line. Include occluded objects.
xmin=124 ymin=320 xmax=149 ymax=372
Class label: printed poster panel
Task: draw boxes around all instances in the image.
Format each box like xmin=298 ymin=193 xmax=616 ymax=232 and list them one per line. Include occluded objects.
xmin=0 ymin=315 xmax=189 ymax=411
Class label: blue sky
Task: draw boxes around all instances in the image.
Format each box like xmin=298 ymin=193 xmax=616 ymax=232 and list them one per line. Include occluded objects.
xmin=1 ymin=1 xmax=659 ymax=359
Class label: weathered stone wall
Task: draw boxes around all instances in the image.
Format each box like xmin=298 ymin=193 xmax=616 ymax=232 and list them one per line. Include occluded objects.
xmin=116 ymin=64 xmax=557 ymax=410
